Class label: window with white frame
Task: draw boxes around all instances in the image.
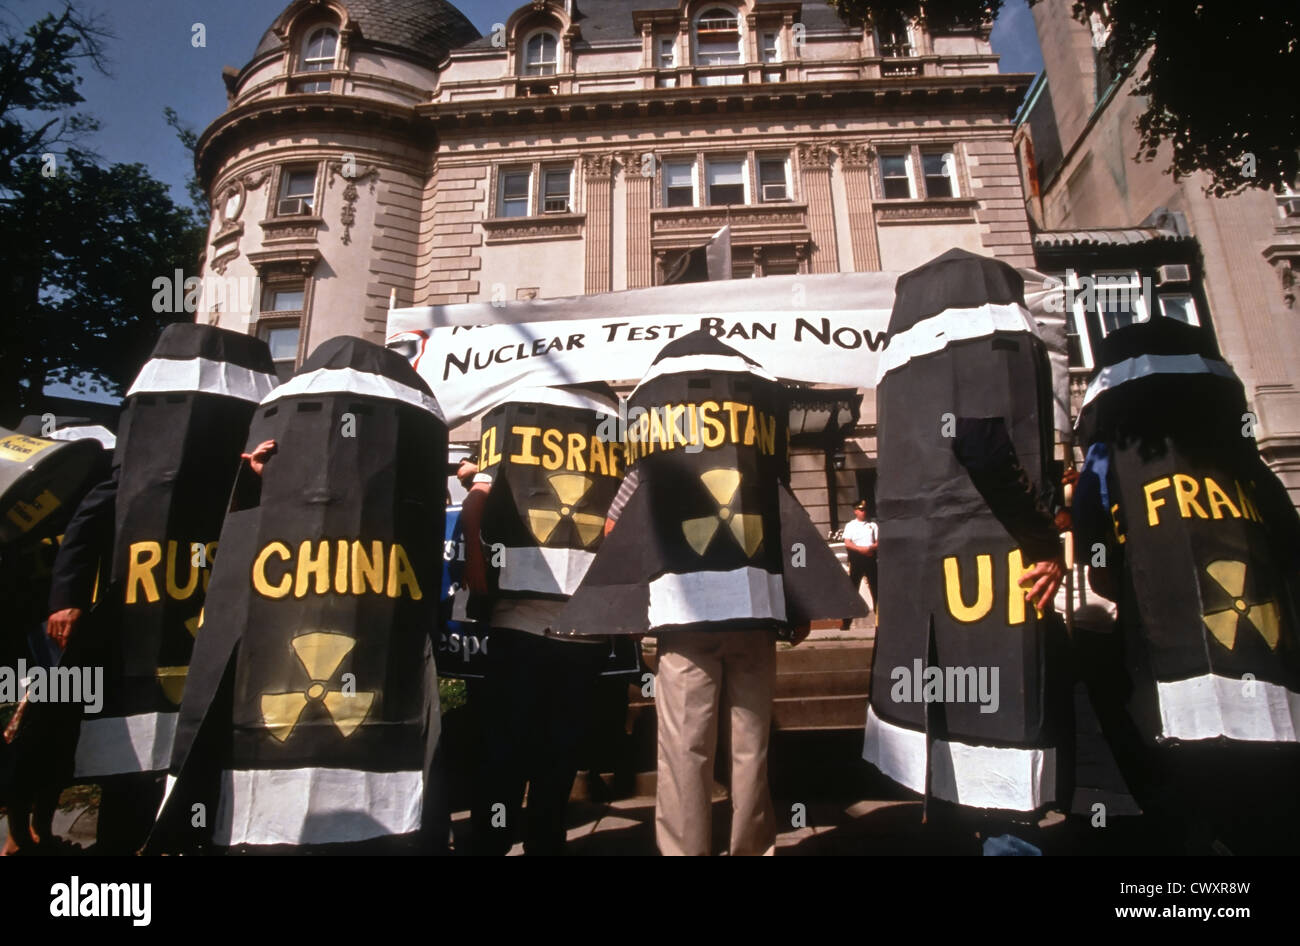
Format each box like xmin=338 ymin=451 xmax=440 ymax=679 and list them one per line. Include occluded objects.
xmin=263 ymin=286 xmax=305 ymax=312
xmin=879 ymin=153 xmax=915 ymax=199
xmin=664 ymin=160 xmax=695 ymax=207
xmin=1158 ymin=292 xmax=1200 ymax=326
xmin=276 ymin=167 xmax=318 ymax=216
xmin=695 ymin=7 xmax=742 ymax=65
xmin=1093 ymin=270 xmax=1149 ymax=335
xmin=499 ymin=168 xmax=531 ymax=217
xmin=761 ymin=32 xmax=780 ymax=63
xmin=706 ymin=158 xmax=746 ymax=206
xmin=298 ymin=26 xmax=338 ymax=93
xmin=758 ymin=157 xmax=789 ymax=201
xmin=523 ymin=31 xmax=559 ymax=76
xmin=261 ymin=323 xmax=301 ymax=383
xmin=921 ymin=150 xmax=959 ymax=198
xmin=541 ymin=167 xmax=572 ymax=213
xmin=658 ymin=36 xmax=677 ymax=69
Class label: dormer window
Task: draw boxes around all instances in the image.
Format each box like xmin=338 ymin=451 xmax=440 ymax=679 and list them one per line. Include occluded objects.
xmin=876 ymin=11 xmax=915 ymax=58
xmin=695 ymin=7 xmax=742 ymax=66
xmin=298 ymin=26 xmax=338 ymax=92
xmin=523 ymin=30 xmax=559 ymax=76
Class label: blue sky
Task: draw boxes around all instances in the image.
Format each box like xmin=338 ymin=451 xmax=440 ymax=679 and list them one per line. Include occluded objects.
xmin=13 ymin=0 xmax=1042 ymax=208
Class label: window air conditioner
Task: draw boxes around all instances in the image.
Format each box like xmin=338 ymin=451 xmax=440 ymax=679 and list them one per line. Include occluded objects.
xmin=277 ymin=197 xmax=309 ymax=216
xmin=1155 ymin=263 xmax=1191 ymax=284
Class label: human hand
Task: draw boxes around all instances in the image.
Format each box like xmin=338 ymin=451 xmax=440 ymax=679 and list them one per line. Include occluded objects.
xmin=1019 ymin=558 xmax=1065 ymax=614
xmin=47 ymin=607 xmax=83 ymax=650
xmin=242 ymin=439 xmax=278 ymax=476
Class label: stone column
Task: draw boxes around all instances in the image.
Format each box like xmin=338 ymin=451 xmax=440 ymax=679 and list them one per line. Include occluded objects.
xmin=798 ymin=141 xmax=839 ymax=274
xmin=622 ymin=150 xmax=654 ymax=289
xmin=841 ymin=141 xmax=881 ymax=271
xmin=583 ymin=153 xmax=614 ymax=294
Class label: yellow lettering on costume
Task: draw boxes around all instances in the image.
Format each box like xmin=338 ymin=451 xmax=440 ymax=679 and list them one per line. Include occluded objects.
xmin=295 ymin=540 xmax=330 ymax=598
xmin=700 ymin=401 xmax=725 ymax=448
xmin=1144 ymin=477 xmax=1172 ymax=527
xmin=165 ymin=539 xmax=199 ymax=601
xmin=510 ymin=426 xmax=542 ymax=465
xmin=480 ymin=425 xmax=502 ymax=469
xmin=649 ymin=409 xmax=670 ymax=450
xmin=1203 ymin=477 xmax=1241 ymax=520
xmin=742 ymin=404 xmax=758 ymax=446
xmin=758 ymin=412 xmax=776 ymax=456
xmin=126 ymin=541 xmax=162 ymax=604
xmin=1110 ymin=504 xmax=1126 ymax=544
xmin=351 ymin=540 xmax=383 ymax=594
xmin=687 ymin=403 xmax=700 ymax=448
xmin=1007 ymin=549 xmax=1028 ymax=625
xmin=721 ymin=401 xmax=744 ymax=442
xmin=588 ymin=436 xmax=608 ymax=476
xmin=1235 ymin=480 xmax=1260 ymax=523
xmin=1172 ymin=473 xmax=1209 ymax=520
xmin=567 ymin=432 xmax=587 ymax=472
xmin=334 ymin=539 xmax=349 ymax=594
xmin=608 ymin=441 xmax=623 ymax=478
xmin=943 ymin=554 xmax=993 ymax=623
xmin=252 ymin=542 xmax=291 ymax=599
xmin=541 ymin=428 xmax=564 ymax=470
xmin=386 ymin=544 xmax=422 ymax=600
xmin=666 ymin=405 xmax=686 ymax=449
xmin=637 ymin=412 xmax=651 ymax=457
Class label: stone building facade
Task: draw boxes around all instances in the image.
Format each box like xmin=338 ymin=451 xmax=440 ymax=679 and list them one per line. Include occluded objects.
xmin=1015 ymin=0 xmax=1300 ymax=500
xmin=194 ymin=0 xmax=1034 ymax=529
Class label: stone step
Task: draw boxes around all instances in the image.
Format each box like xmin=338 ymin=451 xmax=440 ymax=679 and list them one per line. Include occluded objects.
xmin=772 ymin=694 xmax=869 ymax=731
xmin=775 ymin=668 xmax=871 ymax=698
xmin=776 ymin=642 xmax=874 ymax=674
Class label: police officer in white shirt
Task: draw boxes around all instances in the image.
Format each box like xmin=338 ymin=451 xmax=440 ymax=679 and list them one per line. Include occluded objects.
xmin=842 ymin=500 xmax=879 ymax=628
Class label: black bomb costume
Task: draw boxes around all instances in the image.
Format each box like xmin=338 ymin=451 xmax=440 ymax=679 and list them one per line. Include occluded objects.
xmin=477 ymin=385 xmax=622 ymax=599
xmin=70 ymin=324 xmax=278 ymax=783
xmin=155 ymin=336 xmax=448 ymax=852
xmin=863 ymin=248 xmax=1068 ymax=814
xmin=1073 ymin=320 xmax=1300 ymax=823
xmin=557 ymin=331 xmax=865 ymax=635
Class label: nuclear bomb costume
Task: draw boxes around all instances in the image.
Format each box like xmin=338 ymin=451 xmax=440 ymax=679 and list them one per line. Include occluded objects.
xmin=1074 ymin=320 xmax=1300 ymax=851
xmin=0 ymin=417 xmax=110 ymax=851
xmin=862 ymin=249 xmax=1070 ymax=821
xmin=466 ymin=384 xmax=622 ymax=855
xmin=153 ymin=336 xmax=448 ymax=853
xmin=558 ymin=332 xmax=865 ymax=855
xmin=43 ymin=324 xmax=276 ymax=853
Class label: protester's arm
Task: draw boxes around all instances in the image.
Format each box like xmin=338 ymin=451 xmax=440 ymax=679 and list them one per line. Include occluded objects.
xmin=604 ymin=468 xmax=639 ymax=536
xmin=459 ymin=478 xmax=492 ymax=595
xmin=953 ymin=417 xmax=1064 ymax=611
xmin=47 ymin=472 xmax=119 ymax=647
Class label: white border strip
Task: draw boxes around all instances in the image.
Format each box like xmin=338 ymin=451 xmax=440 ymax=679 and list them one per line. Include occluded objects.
xmin=126 ymin=357 xmax=278 ymax=403
xmin=633 ymin=353 xmax=776 ymax=395
xmin=499 ymin=545 xmax=596 ymax=596
xmin=875 ymin=302 xmax=1039 ymax=383
xmin=48 ymin=425 xmax=116 ymax=449
xmin=262 ymin=366 xmax=444 ymax=420
xmin=1157 ymin=672 xmax=1300 ymax=742
xmin=215 ymin=767 xmax=423 ymax=846
xmin=74 ymin=712 xmax=177 ymax=777
xmin=494 ymin=386 xmax=617 ymax=417
xmin=648 ymin=567 xmax=786 ymax=628
xmin=863 ymin=704 xmax=1056 ymax=811
xmin=1080 ymin=353 xmax=1235 ymax=410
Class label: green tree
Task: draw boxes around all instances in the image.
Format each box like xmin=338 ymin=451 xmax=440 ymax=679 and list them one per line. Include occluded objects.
xmin=826 ymin=1 xmax=1300 ymax=196
xmin=0 ymin=150 xmax=202 ymax=420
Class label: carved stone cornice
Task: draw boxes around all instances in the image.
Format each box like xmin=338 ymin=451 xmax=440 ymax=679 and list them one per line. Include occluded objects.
xmin=651 ymin=203 xmax=809 ymax=236
xmin=875 ymin=198 xmax=978 ymax=223
xmin=259 ymin=215 xmax=324 ymax=243
xmin=582 ymin=153 xmax=615 ymax=179
xmin=797 ymin=141 xmax=834 ymax=169
xmin=841 ymin=141 xmax=875 ymax=167
xmin=327 ymin=159 xmax=380 ymax=246
xmin=246 ymin=247 xmax=321 ymax=275
xmin=482 ymin=212 xmax=585 ymax=244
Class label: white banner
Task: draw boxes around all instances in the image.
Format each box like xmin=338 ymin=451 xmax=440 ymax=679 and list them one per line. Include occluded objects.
xmin=386 ymin=270 xmax=1070 ymax=432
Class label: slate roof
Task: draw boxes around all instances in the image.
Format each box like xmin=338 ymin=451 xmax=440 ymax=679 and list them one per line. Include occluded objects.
xmin=459 ymin=1 xmax=852 ymax=51
xmin=254 ymin=0 xmax=482 ymax=65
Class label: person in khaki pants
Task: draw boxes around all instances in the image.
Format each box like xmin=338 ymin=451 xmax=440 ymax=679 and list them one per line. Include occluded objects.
xmin=655 ymin=628 xmax=793 ymax=856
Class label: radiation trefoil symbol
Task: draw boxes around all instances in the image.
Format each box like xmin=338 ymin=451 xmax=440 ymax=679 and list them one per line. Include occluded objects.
xmin=156 ymin=608 xmax=205 ymax=706
xmin=527 ymin=473 xmax=605 ymax=548
xmin=682 ymin=469 xmax=763 ymax=558
xmin=1202 ymin=560 xmax=1280 ymax=651
xmin=260 ymin=632 xmax=375 ymax=742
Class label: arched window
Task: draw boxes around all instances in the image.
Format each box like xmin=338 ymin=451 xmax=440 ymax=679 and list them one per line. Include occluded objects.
xmin=695 ymin=7 xmax=741 ymax=66
xmin=876 ymin=11 xmax=915 ymax=58
xmin=523 ymin=30 xmax=559 ymax=76
xmin=298 ymin=26 xmax=338 ymax=92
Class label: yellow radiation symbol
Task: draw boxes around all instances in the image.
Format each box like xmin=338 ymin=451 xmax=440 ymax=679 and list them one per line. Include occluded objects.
xmin=260 ymin=631 xmax=375 ymax=742
xmin=1201 ymin=559 xmax=1280 ymax=651
xmin=526 ymin=472 xmax=605 ymax=548
xmin=682 ymin=469 xmax=763 ymax=558
xmin=157 ymin=609 xmax=204 ymax=705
